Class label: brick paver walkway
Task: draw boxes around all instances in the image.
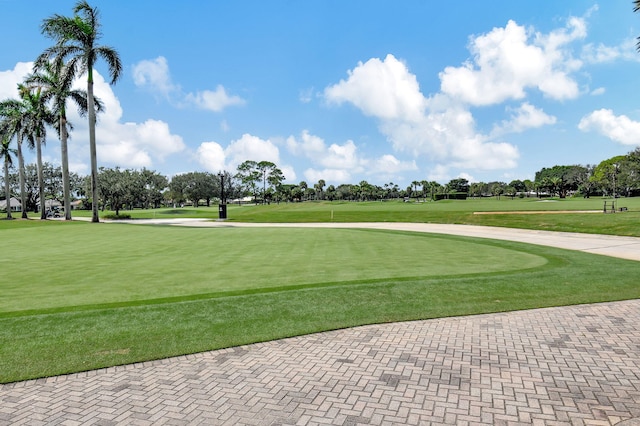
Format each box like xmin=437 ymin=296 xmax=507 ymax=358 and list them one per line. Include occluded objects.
xmin=1 ymin=299 xmax=639 ymax=425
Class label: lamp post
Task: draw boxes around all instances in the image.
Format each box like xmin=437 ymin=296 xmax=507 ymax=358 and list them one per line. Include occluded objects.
xmin=613 ymin=163 xmax=618 ymax=199
xmin=218 ymin=172 xmax=227 ymax=220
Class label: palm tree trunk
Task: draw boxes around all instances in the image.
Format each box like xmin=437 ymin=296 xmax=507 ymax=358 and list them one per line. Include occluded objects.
xmin=17 ymin=137 xmax=28 ymax=219
xmin=3 ymin=160 xmax=11 ymax=220
xmin=60 ymin=115 xmax=72 ymax=220
xmin=87 ymin=76 xmax=99 ymax=223
xmin=37 ymin=136 xmax=46 ymax=219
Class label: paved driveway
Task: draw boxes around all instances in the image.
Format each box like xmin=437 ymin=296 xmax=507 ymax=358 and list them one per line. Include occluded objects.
xmin=2 ymin=222 xmax=639 ymax=425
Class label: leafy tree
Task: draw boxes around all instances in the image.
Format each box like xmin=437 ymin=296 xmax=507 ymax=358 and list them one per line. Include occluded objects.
xmin=508 ymin=180 xmax=525 ymax=193
xmin=504 ymin=185 xmax=517 ymax=199
xmin=591 ymin=156 xmax=630 ymax=197
xmin=235 ymin=160 xmax=260 ymax=202
xmin=304 ymin=186 xmax=316 ymax=201
xmin=40 ymin=0 xmax=123 ymax=222
xmin=326 ymin=184 xmax=336 ymax=201
xmin=336 ymin=183 xmax=354 ymax=201
xmin=235 ymin=161 xmax=284 ymax=204
xmin=185 ymin=172 xmax=217 ymax=207
xmin=487 ymin=181 xmax=506 ymax=199
xmin=535 ymin=165 xmax=586 ymax=198
xmin=314 ymin=179 xmax=326 ymax=200
xmin=469 ymin=182 xmax=487 ymax=197
xmin=290 ymin=184 xmax=303 ymax=202
xmin=168 ymin=173 xmax=189 ymax=206
xmin=97 ymin=167 xmax=130 ymax=216
xmin=262 ymin=162 xmax=285 ymax=203
xmin=139 ymin=168 xmax=168 ymax=208
xmin=6 ymin=163 xmax=40 ymax=212
xmin=168 ymin=172 xmax=216 ymax=207
xmin=446 ymin=178 xmax=470 ymax=194
xmin=40 ymin=162 xmax=63 ymax=203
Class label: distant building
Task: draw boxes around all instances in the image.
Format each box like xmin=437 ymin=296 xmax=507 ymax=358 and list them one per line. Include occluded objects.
xmin=0 ymin=197 xmax=21 ymax=212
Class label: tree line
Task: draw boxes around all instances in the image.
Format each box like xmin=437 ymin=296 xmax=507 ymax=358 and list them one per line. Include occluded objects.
xmin=3 ymin=2 xmax=640 ymax=220
xmin=3 ymin=146 xmax=640 ymax=217
xmin=0 ymin=1 xmax=120 ymax=221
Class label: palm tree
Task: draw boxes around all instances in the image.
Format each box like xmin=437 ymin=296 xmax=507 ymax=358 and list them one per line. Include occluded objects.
xmin=26 ymin=60 xmax=94 ymax=220
xmin=315 ymin=179 xmax=326 ymax=200
xmin=39 ymin=1 xmax=122 ymax=222
xmin=635 ymin=2 xmax=640 ymax=51
xmin=0 ymin=98 xmax=29 ymax=218
xmin=0 ymin=136 xmax=16 ymax=219
xmin=18 ymin=84 xmax=56 ymax=219
xmin=411 ymin=180 xmax=420 ymax=201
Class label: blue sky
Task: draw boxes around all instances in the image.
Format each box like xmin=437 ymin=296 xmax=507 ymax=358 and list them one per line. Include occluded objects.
xmin=2 ymin=1 xmax=640 ymax=187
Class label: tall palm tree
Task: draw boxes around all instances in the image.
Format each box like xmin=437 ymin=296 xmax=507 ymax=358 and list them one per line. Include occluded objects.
xmin=19 ymin=84 xmax=56 ymax=219
xmin=26 ymin=60 xmax=94 ymax=220
xmin=0 ymin=98 xmax=29 ymax=218
xmin=0 ymin=136 xmax=16 ymax=219
xmin=39 ymin=0 xmax=122 ymax=222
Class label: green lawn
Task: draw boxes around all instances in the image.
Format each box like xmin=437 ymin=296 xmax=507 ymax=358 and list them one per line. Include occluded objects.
xmin=67 ymin=196 xmax=640 ymax=236
xmin=1 ymin=219 xmax=640 ymax=383
xmin=2 ymin=224 xmax=545 ymax=313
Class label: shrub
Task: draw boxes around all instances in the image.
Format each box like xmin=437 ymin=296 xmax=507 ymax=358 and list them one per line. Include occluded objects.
xmin=102 ymin=213 xmax=132 ymax=220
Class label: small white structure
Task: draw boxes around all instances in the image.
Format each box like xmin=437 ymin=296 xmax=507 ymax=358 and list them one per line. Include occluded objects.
xmin=0 ymin=197 xmax=21 ymax=212
xmin=45 ymin=199 xmax=62 ymax=209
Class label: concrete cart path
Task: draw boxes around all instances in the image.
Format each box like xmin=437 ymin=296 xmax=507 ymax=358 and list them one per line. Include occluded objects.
xmin=2 ymin=220 xmax=640 ymax=425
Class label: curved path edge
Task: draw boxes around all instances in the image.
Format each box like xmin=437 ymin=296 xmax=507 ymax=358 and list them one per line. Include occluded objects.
xmin=132 ymin=218 xmax=640 ymax=262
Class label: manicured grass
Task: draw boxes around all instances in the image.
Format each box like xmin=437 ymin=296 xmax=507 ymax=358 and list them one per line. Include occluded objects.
xmin=0 ymin=223 xmax=545 ymax=313
xmin=65 ymin=196 xmax=640 ymax=236
xmin=1 ymin=219 xmax=640 ymax=383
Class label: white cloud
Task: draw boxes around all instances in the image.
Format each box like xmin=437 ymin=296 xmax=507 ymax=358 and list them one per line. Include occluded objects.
xmin=439 ymin=17 xmax=584 ymax=105
xmin=286 ymin=131 xmax=365 ymax=171
xmin=590 ymin=87 xmax=605 ymax=96
xmin=578 ymin=109 xmax=640 ymax=146
xmin=322 ymin=10 xmax=590 ymax=175
xmin=286 ymin=130 xmax=326 ymax=158
xmin=492 ymin=102 xmax=556 ymax=136
xmin=185 ymin=85 xmax=245 ymax=112
xmin=299 ymin=87 xmax=314 ymax=103
xmin=132 ymin=57 xmax=245 ymax=112
xmin=458 ymin=172 xmax=476 ymax=183
xmin=325 ymin=54 xmax=425 ymax=122
xmin=320 ymin=140 xmax=362 ymax=169
xmin=286 ymin=131 xmax=417 ymax=184
xmin=582 ymin=39 xmax=640 ymax=64
xmin=132 ymin=56 xmax=177 ymax=97
xmin=63 ymin=71 xmax=186 ymax=171
xmin=224 ymin=134 xmax=280 ymax=169
xmin=196 ymin=134 xmax=297 ymax=181
xmin=427 ymin=164 xmax=451 ymax=182
xmin=0 ymin=62 xmax=31 ymax=99
xmin=371 ymin=154 xmax=417 ymax=174
xmin=196 ymin=142 xmax=226 ymax=173
xmin=304 ymin=168 xmax=352 ymax=184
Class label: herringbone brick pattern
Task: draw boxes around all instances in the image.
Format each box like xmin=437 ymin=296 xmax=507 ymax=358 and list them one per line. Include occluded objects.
xmin=1 ymin=300 xmax=639 ymax=425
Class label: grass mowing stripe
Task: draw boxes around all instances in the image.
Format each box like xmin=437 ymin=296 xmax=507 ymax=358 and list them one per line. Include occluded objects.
xmin=1 ymin=237 xmax=639 ymax=383
xmin=1 ymin=224 xmax=545 ymax=313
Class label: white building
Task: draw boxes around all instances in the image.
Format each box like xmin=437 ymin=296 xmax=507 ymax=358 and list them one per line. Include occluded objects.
xmin=0 ymin=197 xmax=21 ymax=212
